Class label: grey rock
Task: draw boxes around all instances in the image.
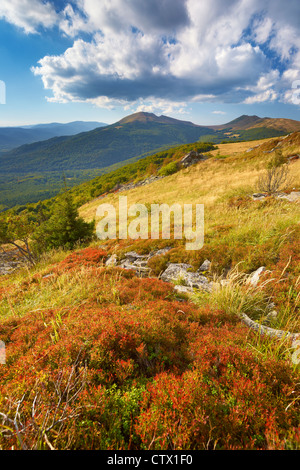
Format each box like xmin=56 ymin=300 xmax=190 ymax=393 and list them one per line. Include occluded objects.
xmin=148 ymin=247 xmax=172 ymax=259
xmin=124 ymin=251 xmax=148 ymax=260
xmin=275 ymin=191 xmax=300 ymax=202
xmin=174 ymin=285 xmax=194 ymax=294
xmin=248 ymin=266 xmax=266 ymax=287
xmin=198 ymin=259 xmax=211 ymax=272
xmin=180 ymin=151 xmax=205 ymax=168
xmin=161 ymin=263 xmax=211 ymax=292
xmin=105 ymin=254 xmax=118 ymax=267
xmin=252 ymin=193 xmax=268 ymax=201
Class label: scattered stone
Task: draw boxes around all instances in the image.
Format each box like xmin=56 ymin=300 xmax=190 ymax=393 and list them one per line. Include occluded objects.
xmin=148 ymin=247 xmax=172 ymax=258
xmin=42 ymin=273 xmax=55 ymax=279
xmin=174 ymin=285 xmax=194 ymax=294
xmin=124 ymin=251 xmax=148 ymax=260
xmin=252 ymin=193 xmax=268 ymax=201
xmin=179 ymin=151 xmax=205 ymax=168
xmin=248 ymin=266 xmax=266 ymax=287
xmin=275 ymin=191 xmax=300 ymax=202
xmin=161 ymin=263 xmax=212 ymax=292
xmin=105 ymin=254 xmax=118 ymax=267
xmin=198 ymin=259 xmax=211 ymax=272
xmin=0 ymin=249 xmax=27 ymax=276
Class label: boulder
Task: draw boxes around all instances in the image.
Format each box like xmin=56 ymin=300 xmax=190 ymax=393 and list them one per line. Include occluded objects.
xmin=248 ymin=266 xmax=266 ymax=287
xmin=161 ymin=263 xmax=212 ymax=291
xmin=174 ymin=285 xmax=194 ymax=294
xmin=275 ymin=191 xmax=300 ymax=202
xmin=105 ymin=254 xmax=118 ymax=267
xmin=198 ymin=259 xmax=211 ymax=272
xmin=179 ymin=151 xmax=205 ymax=168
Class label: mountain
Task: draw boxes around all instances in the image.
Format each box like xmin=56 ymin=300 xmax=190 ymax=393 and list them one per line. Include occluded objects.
xmin=198 ymin=114 xmax=300 ymax=143
xmin=117 ymin=111 xmax=200 ymax=126
xmin=0 ymin=121 xmax=106 ymax=151
xmin=210 ymin=114 xmax=300 ymax=133
xmin=209 ymin=115 xmax=263 ymax=130
xmin=2 ymin=112 xmax=300 ymax=176
xmin=0 ymin=112 xmax=215 ymax=174
xmin=1 ymin=112 xmax=300 ymax=209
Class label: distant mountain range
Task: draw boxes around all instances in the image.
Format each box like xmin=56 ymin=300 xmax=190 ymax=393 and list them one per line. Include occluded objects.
xmin=0 ymin=121 xmax=106 ymax=151
xmin=208 ymin=114 xmax=300 ymax=132
xmin=0 ymin=112 xmax=300 ymax=210
xmin=2 ymin=112 xmax=300 ymax=176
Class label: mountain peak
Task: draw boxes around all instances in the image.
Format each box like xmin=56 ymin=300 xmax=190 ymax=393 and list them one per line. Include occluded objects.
xmin=116 ymin=112 xmax=199 ymax=127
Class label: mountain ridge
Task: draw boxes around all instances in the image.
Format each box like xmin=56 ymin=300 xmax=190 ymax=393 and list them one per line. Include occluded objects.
xmin=0 ymin=121 xmax=107 ymax=151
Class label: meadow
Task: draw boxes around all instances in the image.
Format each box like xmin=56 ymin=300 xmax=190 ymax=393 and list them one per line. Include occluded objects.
xmin=0 ymin=134 xmax=299 ymax=450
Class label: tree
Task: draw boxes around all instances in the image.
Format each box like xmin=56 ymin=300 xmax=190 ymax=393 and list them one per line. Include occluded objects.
xmin=0 ymin=212 xmax=37 ymax=265
xmin=256 ymin=151 xmax=293 ymax=194
xmin=34 ymin=191 xmax=95 ymax=251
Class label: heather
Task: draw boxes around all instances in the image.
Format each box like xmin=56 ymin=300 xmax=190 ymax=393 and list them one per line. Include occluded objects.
xmin=0 ymin=247 xmax=299 ymax=450
xmin=0 ymin=134 xmax=300 ymax=450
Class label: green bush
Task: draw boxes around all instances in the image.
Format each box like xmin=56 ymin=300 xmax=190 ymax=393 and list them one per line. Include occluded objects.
xmin=158 ymin=162 xmax=178 ymax=177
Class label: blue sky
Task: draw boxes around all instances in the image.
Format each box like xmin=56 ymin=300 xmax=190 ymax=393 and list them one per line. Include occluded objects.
xmin=0 ymin=0 xmax=299 ymax=126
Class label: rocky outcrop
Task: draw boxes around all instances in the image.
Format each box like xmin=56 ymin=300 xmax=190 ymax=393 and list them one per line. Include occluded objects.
xmin=240 ymin=312 xmax=300 ymax=343
xmin=179 ymin=151 xmax=206 ymax=168
xmin=160 ymin=263 xmax=212 ymax=291
xmin=252 ymin=191 xmax=300 ymax=202
xmin=247 ymin=266 xmax=266 ymax=287
xmin=0 ymin=249 xmax=26 ymax=276
xmin=104 ymin=250 xmax=212 ymax=291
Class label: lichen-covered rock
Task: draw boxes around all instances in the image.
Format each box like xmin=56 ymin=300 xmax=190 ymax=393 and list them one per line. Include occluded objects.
xmin=161 ymin=263 xmax=212 ymax=291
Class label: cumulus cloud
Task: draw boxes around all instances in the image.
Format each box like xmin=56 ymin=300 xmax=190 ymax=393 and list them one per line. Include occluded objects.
xmin=4 ymin=0 xmax=300 ymax=109
xmin=0 ymin=0 xmax=57 ymax=34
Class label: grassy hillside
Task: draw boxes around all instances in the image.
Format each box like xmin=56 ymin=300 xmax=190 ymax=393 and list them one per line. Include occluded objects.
xmin=0 ymin=133 xmax=299 ymax=450
xmin=0 ymin=142 xmax=216 ymax=210
xmin=1 ymin=113 xmax=299 ymax=209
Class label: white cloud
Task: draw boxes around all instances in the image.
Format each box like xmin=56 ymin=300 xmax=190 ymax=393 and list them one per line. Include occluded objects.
xmin=0 ymin=0 xmax=57 ymax=34
xmin=3 ymin=0 xmax=300 ymax=108
xmin=212 ymin=111 xmax=227 ymax=115
xmin=244 ymin=89 xmax=278 ymax=104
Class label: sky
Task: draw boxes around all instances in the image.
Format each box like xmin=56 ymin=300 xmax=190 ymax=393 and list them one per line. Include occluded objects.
xmin=0 ymin=0 xmax=299 ymax=126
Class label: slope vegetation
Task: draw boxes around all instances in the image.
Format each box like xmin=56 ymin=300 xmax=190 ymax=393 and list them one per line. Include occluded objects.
xmin=0 ymin=133 xmax=299 ymax=450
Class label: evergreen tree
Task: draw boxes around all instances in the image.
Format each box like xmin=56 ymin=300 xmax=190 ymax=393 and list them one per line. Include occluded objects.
xmin=35 ymin=191 xmax=95 ymax=251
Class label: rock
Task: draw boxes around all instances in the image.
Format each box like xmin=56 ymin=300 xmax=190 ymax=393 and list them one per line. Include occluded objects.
xmin=105 ymin=254 xmax=118 ymax=267
xmin=252 ymin=193 xmax=268 ymax=201
xmin=198 ymin=259 xmax=211 ymax=272
xmin=0 ymin=249 xmax=26 ymax=275
xmin=119 ymin=258 xmax=151 ymax=277
xmin=275 ymin=191 xmax=300 ymax=202
xmin=160 ymin=263 xmax=192 ymax=282
xmin=148 ymin=247 xmax=172 ymax=258
xmin=179 ymin=151 xmax=205 ymax=168
xmin=124 ymin=251 xmax=148 ymax=260
xmin=161 ymin=263 xmax=212 ymax=292
xmin=42 ymin=273 xmax=55 ymax=279
xmin=174 ymin=285 xmax=194 ymax=294
xmin=248 ymin=266 xmax=266 ymax=287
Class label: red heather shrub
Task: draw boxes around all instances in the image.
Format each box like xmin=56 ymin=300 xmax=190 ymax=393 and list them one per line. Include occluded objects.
xmin=58 ymin=247 xmax=108 ymax=270
xmin=118 ymin=277 xmax=174 ymax=304
xmin=257 ymin=226 xmax=300 ymax=316
xmin=135 ymin=339 xmax=299 ymax=450
xmin=0 ymin=272 xmax=299 ymax=450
